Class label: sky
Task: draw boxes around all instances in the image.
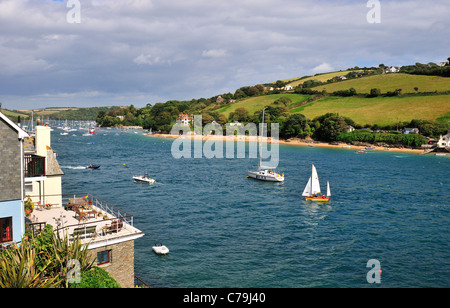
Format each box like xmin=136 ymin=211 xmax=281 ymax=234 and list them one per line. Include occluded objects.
xmin=0 ymin=0 xmax=449 ymax=110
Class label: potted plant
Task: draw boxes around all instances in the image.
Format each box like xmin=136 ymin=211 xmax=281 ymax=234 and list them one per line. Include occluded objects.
xmin=24 ymin=195 xmax=34 ymax=217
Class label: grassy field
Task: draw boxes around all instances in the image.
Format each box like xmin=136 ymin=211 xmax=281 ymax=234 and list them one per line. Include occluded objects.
xmin=294 ymin=94 xmax=450 ymax=126
xmin=283 ymin=70 xmax=354 ymax=87
xmin=1 ymin=109 xmax=30 ymax=119
xmin=312 ymin=73 xmax=450 ymax=94
xmin=216 ymin=94 xmax=312 ymax=117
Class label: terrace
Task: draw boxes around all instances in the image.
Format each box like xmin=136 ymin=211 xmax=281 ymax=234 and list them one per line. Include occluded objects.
xmin=27 ymin=193 xmax=144 ymax=246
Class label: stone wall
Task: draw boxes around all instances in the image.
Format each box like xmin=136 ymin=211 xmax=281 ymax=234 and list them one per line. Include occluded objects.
xmin=88 ymin=240 xmax=135 ymax=288
xmin=0 ymin=118 xmax=21 ymax=202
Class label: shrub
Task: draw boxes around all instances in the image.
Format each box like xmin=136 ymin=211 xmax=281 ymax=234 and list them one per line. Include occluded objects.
xmin=69 ymin=267 xmax=121 ymax=288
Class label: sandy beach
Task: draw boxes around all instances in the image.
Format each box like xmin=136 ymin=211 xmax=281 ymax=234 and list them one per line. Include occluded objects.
xmin=147 ymin=133 xmax=427 ymax=155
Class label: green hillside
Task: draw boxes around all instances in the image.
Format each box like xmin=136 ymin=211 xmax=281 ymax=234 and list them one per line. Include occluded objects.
xmin=211 ymin=71 xmax=450 ymax=127
xmin=312 ymin=73 xmax=450 ymax=94
xmin=217 ymin=93 xmax=312 ymax=117
xmin=295 ymin=94 xmax=450 ymax=126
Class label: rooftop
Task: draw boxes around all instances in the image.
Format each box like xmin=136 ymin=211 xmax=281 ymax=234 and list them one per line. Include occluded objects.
xmin=27 ymin=193 xmax=144 ymax=248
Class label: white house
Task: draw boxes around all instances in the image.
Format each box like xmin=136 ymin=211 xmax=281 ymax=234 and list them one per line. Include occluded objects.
xmin=24 ymin=124 xmax=64 ymax=209
xmin=284 ymin=85 xmax=293 ymax=91
xmin=437 ymin=130 xmax=450 ymax=148
xmin=176 ymin=113 xmax=193 ymax=126
xmin=385 ymin=66 xmax=399 ymax=73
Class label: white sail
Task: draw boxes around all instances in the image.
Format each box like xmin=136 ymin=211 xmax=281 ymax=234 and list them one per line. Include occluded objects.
xmin=326 ymin=181 xmax=331 ymax=197
xmin=302 ymin=164 xmax=321 ymax=196
xmin=302 ymin=177 xmax=312 ymax=196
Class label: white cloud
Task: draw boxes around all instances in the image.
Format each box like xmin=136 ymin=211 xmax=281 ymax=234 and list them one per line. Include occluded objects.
xmin=311 ymin=63 xmax=334 ymax=74
xmin=202 ymin=49 xmax=228 ymax=58
xmin=0 ymin=0 xmax=448 ymax=108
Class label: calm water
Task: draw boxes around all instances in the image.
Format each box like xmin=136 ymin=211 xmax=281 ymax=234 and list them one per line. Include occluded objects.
xmin=52 ymin=128 xmax=450 ymax=288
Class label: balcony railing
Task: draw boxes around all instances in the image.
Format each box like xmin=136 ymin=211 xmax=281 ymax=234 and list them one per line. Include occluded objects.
xmin=27 ymin=193 xmax=139 ymax=242
xmin=24 ymin=154 xmax=46 ymax=177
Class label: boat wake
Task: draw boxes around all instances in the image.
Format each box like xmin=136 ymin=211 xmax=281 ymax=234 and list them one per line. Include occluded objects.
xmin=61 ymin=165 xmax=87 ymax=170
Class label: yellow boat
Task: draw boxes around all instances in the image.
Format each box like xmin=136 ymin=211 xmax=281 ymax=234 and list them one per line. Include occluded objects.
xmin=302 ymin=164 xmax=331 ymax=202
xmin=304 ymin=195 xmax=330 ymax=202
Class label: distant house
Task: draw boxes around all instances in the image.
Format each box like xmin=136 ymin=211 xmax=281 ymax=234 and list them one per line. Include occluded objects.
xmin=284 ymin=85 xmax=293 ymax=91
xmin=403 ymin=128 xmax=419 ymax=135
xmin=229 ymin=121 xmax=243 ymax=127
xmin=440 ymin=62 xmax=449 ymax=67
xmin=385 ymin=66 xmax=399 ymax=73
xmin=176 ymin=113 xmax=193 ymax=126
xmin=346 ymin=125 xmax=355 ymax=133
xmin=338 ymin=76 xmax=347 ymax=80
xmin=216 ymin=96 xmax=224 ymax=103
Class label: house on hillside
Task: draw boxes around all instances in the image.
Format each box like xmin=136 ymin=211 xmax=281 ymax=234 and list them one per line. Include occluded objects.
xmin=216 ymin=96 xmax=224 ymax=103
xmin=284 ymin=85 xmax=293 ymax=91
xmin=0 ymin=111 xmax=29 ymax=246
xmin=346 ymin=125 xmax=355 ymax=133
xmin=385 ymin=66 xmax=399 ymax=73
xmin=176 ymin=113 xmax=193 ymax=126
xmin=403 ymin=128 xmax=419 ymax=135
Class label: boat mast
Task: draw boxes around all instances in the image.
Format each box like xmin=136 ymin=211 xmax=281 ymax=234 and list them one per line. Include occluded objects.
xmin=310 ymin=163 xmax=313 ymax=197
xmin=258 ymin=108 xmax=265 ymax=171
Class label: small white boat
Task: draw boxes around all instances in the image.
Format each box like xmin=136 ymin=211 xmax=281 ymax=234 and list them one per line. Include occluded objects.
xmin=152 ymin=244 xmax=169 ymax=255
xmin=133 ymin=174 xmax=155 ymax=184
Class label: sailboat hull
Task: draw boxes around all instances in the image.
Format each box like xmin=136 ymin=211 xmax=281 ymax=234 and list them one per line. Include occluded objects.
xmin=304 ymin=196 xmax=330 ymax=202
xmin=247 ymin=170 xmax=284 ymax=182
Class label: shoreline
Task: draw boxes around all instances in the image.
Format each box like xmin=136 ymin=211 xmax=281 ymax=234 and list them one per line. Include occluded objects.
xmin=147 ymin=133 xmax=427 ymax=155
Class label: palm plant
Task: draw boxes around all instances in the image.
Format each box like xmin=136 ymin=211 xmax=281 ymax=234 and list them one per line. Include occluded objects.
xmin=0 ymin=240 xmax=59 ymax=288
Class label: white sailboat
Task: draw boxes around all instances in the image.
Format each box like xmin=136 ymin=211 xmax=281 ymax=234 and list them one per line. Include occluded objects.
xmin=302 ymin=164 xmax=331 ymax=202
xmin=246 ymin=108 xmax=284 ymax=182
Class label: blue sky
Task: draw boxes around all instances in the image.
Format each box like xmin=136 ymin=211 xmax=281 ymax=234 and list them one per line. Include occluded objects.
xmin=0 ymin=0 xmax=448 ymax=109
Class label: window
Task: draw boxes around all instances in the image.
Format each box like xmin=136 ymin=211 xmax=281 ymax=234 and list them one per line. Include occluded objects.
xmin=97 ymin=250 xmax=111 ymax=265
xmin=0 ymin=217 xmax=13 ymax=243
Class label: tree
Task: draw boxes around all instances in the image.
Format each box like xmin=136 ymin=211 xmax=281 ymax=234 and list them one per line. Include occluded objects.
xmin=313 ymin=113 xmax=349 ymax=141
xmin=274 ymin=96 xmax=292 ymax=106
xmin=229 ymin=107 xmax=249 ymax=122
xmin=281 ymin=114 xmax=310 ymax=139
xmin=368 ymin=88 xmax=381 ymax=97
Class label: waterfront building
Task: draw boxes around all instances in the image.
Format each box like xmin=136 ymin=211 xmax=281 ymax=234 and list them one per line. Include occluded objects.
xmin=0 ymin=111 xmax=29 ymax=245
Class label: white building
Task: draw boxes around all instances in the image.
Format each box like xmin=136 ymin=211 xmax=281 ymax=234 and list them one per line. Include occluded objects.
xmin=437 ymin=130 xmax=450 ymax=148
xmin=176 ymin=113 xmax=193 ymax=126
xmin=24 ymin=124 xmax=64 ymax=209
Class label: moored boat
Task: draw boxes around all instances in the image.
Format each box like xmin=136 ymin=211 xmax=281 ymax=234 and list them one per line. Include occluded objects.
xmin=152 ymin=243 xmax=169 ymax=255
xmin=246 ymin=108 xmax=284 ymax=182
xmin=133 ymin=174 xmax=155 ymax=184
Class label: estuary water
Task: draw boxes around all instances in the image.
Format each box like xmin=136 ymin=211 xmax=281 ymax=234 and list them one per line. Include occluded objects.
xmin=52 ymin=128 xmax=450 ymax=288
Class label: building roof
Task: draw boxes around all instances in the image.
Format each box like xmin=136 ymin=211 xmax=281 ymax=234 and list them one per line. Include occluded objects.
xmin=0 ymin=111 xmax=29 ymax=139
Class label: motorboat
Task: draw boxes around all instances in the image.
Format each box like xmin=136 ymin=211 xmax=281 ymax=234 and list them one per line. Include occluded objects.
xmin=86 ymin=164 xmax=101 ymax=169
xmin=152 ymin=243 xmax=169 ymax=255
xmin=133 ymin=174 xmax=155 ymax=184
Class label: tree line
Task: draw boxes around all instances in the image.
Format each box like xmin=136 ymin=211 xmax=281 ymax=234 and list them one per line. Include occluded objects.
xmin=96 ymin=102 xmax=446 ymax=148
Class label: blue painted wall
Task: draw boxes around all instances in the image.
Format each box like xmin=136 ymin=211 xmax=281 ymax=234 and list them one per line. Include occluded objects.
xmin=0 ymin=199 xmax=24 ymax=243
